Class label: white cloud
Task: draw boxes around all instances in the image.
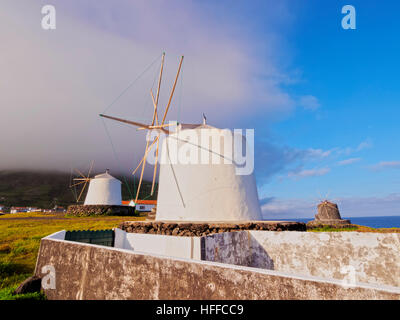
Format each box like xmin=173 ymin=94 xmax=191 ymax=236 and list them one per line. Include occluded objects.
xmin=265 ymin=139 xmax=371 ymax=182
xmin=287 ymin=167 xmax=330 ymax=179
xmin=305 ymin=148 xmax=333 ymax=159
xmin=261 ymin=197 xmax=315 ymax=218
xmin=370 ymin=161 xmax=400 ymax=171
xmin=338 ymin=140 xmax=373 ymax=155
xmin=0 ymin=0 xmax=297 ymax=174
xmin=337 ymin=158 xmax=361 ymax=166
xmin=356 ymin=141 xmax=373 ymax=151
xmin=298 ymin=95 xmax=320 ymax=111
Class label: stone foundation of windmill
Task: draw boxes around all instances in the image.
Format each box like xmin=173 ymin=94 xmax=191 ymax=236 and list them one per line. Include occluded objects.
xmin=66 ymin=205 xmax=136 ymax=217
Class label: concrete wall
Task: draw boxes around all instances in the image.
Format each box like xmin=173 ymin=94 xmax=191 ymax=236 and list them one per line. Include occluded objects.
xmin=203 ymin=231 xmax=400 ymax=288
xmin=35 ymin=236 xmax=400 ymax=300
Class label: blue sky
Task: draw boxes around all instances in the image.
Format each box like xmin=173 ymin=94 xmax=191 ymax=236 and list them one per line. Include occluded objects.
xmin=1 ymin=0 xmax=399 ymax=218
xmin=245 ymin=0 xmax=400 ymax=217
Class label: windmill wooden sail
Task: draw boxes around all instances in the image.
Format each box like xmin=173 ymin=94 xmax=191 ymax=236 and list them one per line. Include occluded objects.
xmin=70 ymin=160 xmax=95 ymax=202
xmin=100 ymin=53 xmax=184 ymax=202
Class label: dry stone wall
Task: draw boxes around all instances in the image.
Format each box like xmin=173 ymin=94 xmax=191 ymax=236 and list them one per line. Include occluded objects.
xmin=67 ymin=205 xmax=136 ymax=217
xmin=120 ymin=221 xmax=306 ymax=237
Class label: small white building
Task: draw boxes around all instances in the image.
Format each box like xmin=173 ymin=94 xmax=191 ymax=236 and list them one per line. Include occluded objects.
xmin=10 ymin=207 xmax=29 ymax=214
xmin=84 ymin=170 xmax=122 ymax=206
xmin=122 ymin=200 xmax=157 ymax=212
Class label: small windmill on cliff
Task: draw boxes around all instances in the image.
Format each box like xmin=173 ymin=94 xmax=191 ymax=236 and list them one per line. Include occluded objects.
xmin=100 ymin=53 xmax=183 ymax=203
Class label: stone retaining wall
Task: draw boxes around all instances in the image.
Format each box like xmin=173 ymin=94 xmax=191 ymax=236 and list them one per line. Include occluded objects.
xmin=67 ymin=205 xmax=136 ymax=217
xmin=307 ymin=219 xmax=355 ymax=229
xmin=119 ymin=220 xmax=306 ymax=236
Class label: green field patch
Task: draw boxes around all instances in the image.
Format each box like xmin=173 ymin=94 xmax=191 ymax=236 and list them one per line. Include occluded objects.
xmin=0 ymin=214 xmax=144 ymax=299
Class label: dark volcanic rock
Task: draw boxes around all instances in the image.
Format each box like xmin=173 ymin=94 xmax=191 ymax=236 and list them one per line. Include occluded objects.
xmin=14 ymin=275 xmax=42 ymax=295
xmin=119 ymin=220 xmax=306 ymax=236
xmin=67 ymin=205 xmax=136 ymax=217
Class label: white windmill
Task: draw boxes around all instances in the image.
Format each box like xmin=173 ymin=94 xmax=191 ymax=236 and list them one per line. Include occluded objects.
xmin=70 ymin=161 xmax=122 ymax=206
xmin=100 ymin=53 xmax=262 ymax=221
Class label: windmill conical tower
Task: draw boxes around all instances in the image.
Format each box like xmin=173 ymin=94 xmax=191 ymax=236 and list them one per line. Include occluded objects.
xmin=156 ymin=123 xmax=262 ymax=221
xmin=70 ymin=162 xmax=122 ymax=206
xmin=84 ymin=169 xmax=122 ymax=205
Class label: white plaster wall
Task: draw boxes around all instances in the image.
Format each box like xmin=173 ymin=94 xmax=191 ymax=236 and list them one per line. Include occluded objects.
xmin=113 ymin=229 xmax=201 ymax=260
xmin=203 ymin=230 xmax=400 ymax=288
xmin=45 ymin=230 xmax=66 ymax=240
xmin=156 ymin=127 xmax=262 ymax=221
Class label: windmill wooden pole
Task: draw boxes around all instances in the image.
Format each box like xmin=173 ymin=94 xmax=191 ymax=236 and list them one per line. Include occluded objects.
xmin=74 ymin=168 xmax=87 ymax=179
xmin=154 ymin=52 xmax=165 ymax=125
xmin=135 ymin=89 xmax=159 ymax=202
xmin=99 ymin=114 xmax=150 ymax=130
xmin=155 ymin=53 xmax=165 ymax=106
xmin=135 ymin=139 xmax=151 ymax=202
xmin=131 ymin=137 xmax=159 ymax=175
xmin=87 ymin=160 xmax=94 ymax=178
xmin=77 ymin=180 xmax=89 ymax=202
xmin=150 ymin=90 xmax=159 ymax=127
xmin=137 ymin=123 xmax=174 ymax=130
xmin=70 ymin=180 xmax=87 ymax=188
xmin=150 ymin=89 xmax=161 ymax=194
xmin=100 ymin=113 xmax=169 ymax=134
xmin=151 ymin=138 xmax=160 ymax=195
xmin=135 ymin=54 xmax=168 ymax=201
xmin=161 ymin=55 xmax=184 ymax=125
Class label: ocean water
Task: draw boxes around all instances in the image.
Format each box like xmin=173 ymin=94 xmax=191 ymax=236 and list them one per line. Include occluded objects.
xmin=267 ymin=216 xmax=400 ymax=229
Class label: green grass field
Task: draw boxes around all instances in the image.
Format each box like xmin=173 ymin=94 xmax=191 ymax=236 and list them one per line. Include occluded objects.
xmin=0 ymin=212 xmax=144 ymax=300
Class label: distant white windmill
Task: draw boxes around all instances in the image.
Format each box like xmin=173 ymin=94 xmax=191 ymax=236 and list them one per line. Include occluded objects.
xmin=70 ymin=161 xmax=122 ymax=205
xmin=84 ymin=169 xmax=122 ymax=206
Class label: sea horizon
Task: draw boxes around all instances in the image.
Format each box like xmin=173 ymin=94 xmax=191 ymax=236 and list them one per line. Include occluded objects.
xmin=265 ymin=215 xmax=400 ymax=229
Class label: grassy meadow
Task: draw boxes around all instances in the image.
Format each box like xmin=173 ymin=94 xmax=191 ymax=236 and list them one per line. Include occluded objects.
xmin=0 ymin=212 xmax=144 ymax=300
